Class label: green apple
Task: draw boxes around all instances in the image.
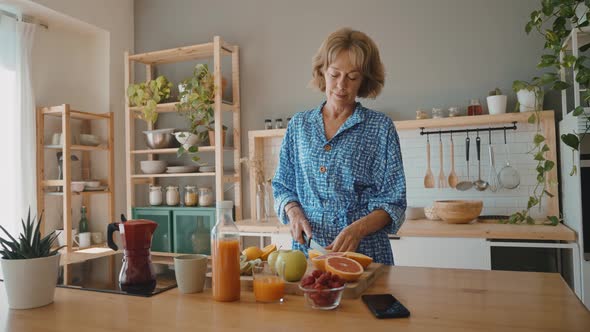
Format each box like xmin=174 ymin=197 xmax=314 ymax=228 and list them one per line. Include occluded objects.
xmin=274 ymin=250 xmax=307 ymax=282
xmin=268 ymin=250 xmax=288 ymax=273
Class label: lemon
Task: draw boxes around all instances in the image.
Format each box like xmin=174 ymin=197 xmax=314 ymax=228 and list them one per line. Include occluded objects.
xmin=260 ymin=244 xmax=277 ymax=261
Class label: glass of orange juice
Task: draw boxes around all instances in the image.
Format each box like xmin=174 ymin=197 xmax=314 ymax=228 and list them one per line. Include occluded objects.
xmin=252 ymin=262 xmax=285 ymax=303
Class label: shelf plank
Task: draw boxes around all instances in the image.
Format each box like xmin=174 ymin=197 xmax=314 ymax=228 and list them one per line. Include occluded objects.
xmin=43 ymin=180 xmax=64 ymax=187
xmin=131 ymin=146 xmax=235 ymax=154
xmin=394 ymin=111 xmax=552 ymax=131
xmin=248 ymin=128 xmax=287 ymax=139
xmin=131 ymin=172 xmax=215 ymax=179
xmin=41 ymin=108 xmax=111 ymax=121
xmin=128 ymin=42 xmax=234 ymax=65
xmin=45 ymin=190 xmax=111 ymax=196
xmin=45 ymin=144 xmax=108 ymax=151
xmin=129 ymin=101 xmax=235 ymax=114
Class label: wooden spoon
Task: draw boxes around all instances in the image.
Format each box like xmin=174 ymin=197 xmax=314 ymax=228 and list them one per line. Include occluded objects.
xmin=424 ymin=136 xmax=435 ymax=188
xmin=448 ymin=136 xmax=458 ymax=188
xmin=437 ymin=135 xmax=446 ymax=188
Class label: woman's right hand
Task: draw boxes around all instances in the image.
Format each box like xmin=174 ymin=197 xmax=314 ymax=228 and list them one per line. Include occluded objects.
xmin=286 ymin=203 xmax=312 ymax=245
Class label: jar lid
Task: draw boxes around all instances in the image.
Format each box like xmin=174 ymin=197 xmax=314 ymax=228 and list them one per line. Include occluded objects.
xmin=265 ymin=119 xmax=272 ymax=122
xmin=198 ymin=187 xmax=212 ymax=190
xmin=470 ymin=99 xmax=480 ymax=104
xmin=166 ymin=185 xmax=178 ymax=189
xmin=185 ymin=185 xmax=196 ymax=189
xmin=275 ymin=118 xmax=282 ymax=121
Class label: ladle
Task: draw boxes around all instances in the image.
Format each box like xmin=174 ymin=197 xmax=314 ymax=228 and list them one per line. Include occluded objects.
xmin=456 ymin=133 xmax=473 ymax=191
xmin=474 ymin=132 xmax=489 ymax=191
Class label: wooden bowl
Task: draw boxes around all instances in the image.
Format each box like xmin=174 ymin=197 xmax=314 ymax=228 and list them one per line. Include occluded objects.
xmin=433 ymin=200 xmax=483 ymax=224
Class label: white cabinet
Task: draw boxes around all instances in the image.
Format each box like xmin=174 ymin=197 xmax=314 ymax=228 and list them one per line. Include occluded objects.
xmin=390 ymin=237 xmax=491 ymax=270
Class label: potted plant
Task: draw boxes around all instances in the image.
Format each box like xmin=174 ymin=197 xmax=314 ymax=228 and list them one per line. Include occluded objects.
xmin=127 ymin=75 xmax=175 ymax=149
xmin=176 ymin=64 xmax=228 ymax=157
xmin=0 ymin=209 xmax=63 ymax=309
xmin=512 ymin=81 xmax=544 ymax=113
xmin=486 ymin=88 xmax=508 ymax=115
xmin=207 ymin=122 xmax=228 ymax=147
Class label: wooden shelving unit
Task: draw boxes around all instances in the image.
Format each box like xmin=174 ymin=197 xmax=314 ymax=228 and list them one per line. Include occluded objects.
xmin=125 ymin=36 xmax=242 ymax=219
xmin=36 ymin=104 xmax=115 ymax=252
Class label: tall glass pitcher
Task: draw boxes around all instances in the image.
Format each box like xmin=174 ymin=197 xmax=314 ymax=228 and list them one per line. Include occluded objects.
xmin=211 ymin=200 xmax=241 ymax=302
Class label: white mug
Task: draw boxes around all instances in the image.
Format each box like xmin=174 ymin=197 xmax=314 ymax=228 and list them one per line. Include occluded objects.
xmin=56 ymin=229 xmax=78 ymax=247
xmin=74 ymin=232 xmax=92 ymax=249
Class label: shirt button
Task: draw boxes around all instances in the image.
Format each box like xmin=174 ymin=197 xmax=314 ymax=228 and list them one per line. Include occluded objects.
xmin=324 ymin=144 xmax=332 ymax=152
xmin=319 ymin=166 xmax=327 ymax=173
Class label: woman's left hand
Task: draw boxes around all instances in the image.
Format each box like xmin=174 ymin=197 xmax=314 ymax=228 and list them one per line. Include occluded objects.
xmin=326 ymin=222 xmax=364 ymax=252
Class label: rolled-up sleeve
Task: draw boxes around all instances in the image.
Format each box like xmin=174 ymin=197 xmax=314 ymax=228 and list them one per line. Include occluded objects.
xmin=367 ymin=122 xmax=407 ymax=234
xmin=272 ymin=121 xmax=299 ymax=225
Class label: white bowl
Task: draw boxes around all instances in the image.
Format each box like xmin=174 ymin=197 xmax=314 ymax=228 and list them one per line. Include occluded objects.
xmin=71 ymin=182 xmax=85 ymax=192
xmin=405 ymin=207 xmax=425 ymax=220
xmin=199 ymin=166 xmax=216 ymax=173
xmin=79 ymin=134 xmax=100 ymax=146
xmin=173 ymin=131 xmax=201 ymax=150
xmin=140 ymin=160 xmax=167 ymax=174
xmin=84 ymin=181 xmax=101 ymax=188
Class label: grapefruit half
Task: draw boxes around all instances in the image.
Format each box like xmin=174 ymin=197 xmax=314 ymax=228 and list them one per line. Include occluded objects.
xmin=311 ymin=252 xmax=345 ymax=271
xmin=344 ymin=252 xmax=373 ymax=269
xmin=325 ymin=256 xmax=363 ymax=282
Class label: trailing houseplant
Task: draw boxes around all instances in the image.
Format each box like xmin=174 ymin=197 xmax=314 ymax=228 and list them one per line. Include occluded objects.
xmin=0 ymin=209 xmax=64 ymax=309
xmin=127 ymin=75 xmax=173 ymax=126
xmin=509 ymin=0 xmax=590 ymax=225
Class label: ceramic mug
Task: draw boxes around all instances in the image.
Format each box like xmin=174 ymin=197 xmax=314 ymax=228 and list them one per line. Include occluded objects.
xmin=56 ymin=229 xmax=78 ymax=247
xmin=91 ymin=232 xmax=103 ymax=244
xmin=174 ymin=254 xmax=208 ymax=294
xmin=74 ymin=232 xmax=92 ymax=249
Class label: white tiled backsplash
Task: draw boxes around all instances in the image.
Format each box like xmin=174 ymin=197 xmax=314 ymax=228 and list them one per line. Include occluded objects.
xmin=258 ymin=122 xmax=547 ymax=219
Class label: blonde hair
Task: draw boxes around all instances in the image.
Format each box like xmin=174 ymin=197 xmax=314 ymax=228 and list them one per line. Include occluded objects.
xmin=310 ymin=28 xmax=385 ymax=99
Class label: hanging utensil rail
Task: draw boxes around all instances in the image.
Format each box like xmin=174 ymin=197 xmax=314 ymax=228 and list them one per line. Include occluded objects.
xmin=419 ymin=122 xmax=517 ymax=137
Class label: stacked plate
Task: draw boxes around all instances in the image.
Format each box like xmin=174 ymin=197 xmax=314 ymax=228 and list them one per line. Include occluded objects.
xmin=166 ymin=166 xmax=199 ymax=173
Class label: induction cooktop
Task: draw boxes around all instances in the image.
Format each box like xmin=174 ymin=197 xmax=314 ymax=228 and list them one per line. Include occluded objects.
xmin=57 ymin=253 xmax=177 ymax=297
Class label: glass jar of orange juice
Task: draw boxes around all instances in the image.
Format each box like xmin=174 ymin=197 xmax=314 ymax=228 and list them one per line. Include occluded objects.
xmin=211 ymin=200 xmax=241 ymax=302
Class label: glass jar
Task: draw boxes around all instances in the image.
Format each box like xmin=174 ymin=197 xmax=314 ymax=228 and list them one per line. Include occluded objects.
xmin=448 ymin=107 xmax=461 ymax=117
xmin=275 ymin=118 xmax=283 ymax=129
xmin=149 ymin=185 xmax=163 ymax=206
xmin=211 ymin=200 xmax=241 ymax=302
xmin=165 ymin=185 xmax=180 ymax=206
xmin=416 ymin=109 xmax=429 ymax=119
xmin=264 ymin=119 xmax=272 ymax=130
xmin=198 ymin=187 xmax=214 ymax=206
xmin=432 ymin=108 xmax=445 ymax=118
xmin=468 ymin=99 xmax=483 ymax=116
xmin=184 ymin=185 xmax=198 ymax=207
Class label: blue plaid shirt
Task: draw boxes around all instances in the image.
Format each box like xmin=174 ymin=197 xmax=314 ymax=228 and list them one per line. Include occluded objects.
xmin=272 ymin=101 xmax=406 ymax=265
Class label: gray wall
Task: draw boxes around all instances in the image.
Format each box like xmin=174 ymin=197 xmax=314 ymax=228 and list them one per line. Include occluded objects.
xmin=134 ymin=0 xmax=553 ymax=218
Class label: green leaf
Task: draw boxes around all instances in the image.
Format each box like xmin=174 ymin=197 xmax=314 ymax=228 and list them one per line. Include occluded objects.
xmin=526 ymin=216 xmax=535 ymax=225
xmin=580 ymin=43 xmax=590 ymax=52
xmin=547 ymin=215 xmax=559 ymax=226
xmin=176 ymin=146 xmax=186 ymax=158
xmin=544 ymin=190 xmax=554 ymax=198
xmin=573 ymin=106 xmax=585 ymax=116
xmin=512 ymin=80 xmax=529 ymax=92
xmin=527 ymin=197 xmax=538 ymax=209
xmin=561 ymin=133 xmax=580 ymax=151
xmin=534 ymin=134 xmax=545 ymax=146
xmin=528 ymin=113 xmax=536 ymax=124
xmin=552 ymin=80 xmax=570 ymax=90
xmin=188 ymin=146 xmax=198 ymax=153
xmin=570 ymin=165 xmax=578 ymax=176
xmin=544 ymin=160 xmax=555 ymax=171
xmin=541 ymin=144 xmax=550 ymax=152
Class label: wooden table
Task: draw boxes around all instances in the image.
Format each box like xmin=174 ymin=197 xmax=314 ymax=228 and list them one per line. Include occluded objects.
xmin=1 ymin=264 xmax=589 ymax=331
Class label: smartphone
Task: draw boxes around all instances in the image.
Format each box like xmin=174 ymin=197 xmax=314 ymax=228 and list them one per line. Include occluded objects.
xmin=362 ymin=294 xmax=410 ymax=319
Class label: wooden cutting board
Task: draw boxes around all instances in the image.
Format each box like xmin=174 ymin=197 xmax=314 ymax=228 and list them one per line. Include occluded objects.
xmin=205 ymin=262 xmax=385 ymax=299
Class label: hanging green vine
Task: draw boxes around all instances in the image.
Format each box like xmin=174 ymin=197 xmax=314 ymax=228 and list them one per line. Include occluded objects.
xmin=509 ymin=0 xmax=590 ymax=226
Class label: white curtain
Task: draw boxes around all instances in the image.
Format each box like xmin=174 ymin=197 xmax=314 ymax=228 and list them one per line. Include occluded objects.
xmin=0 ymin=14 xmax=37 ymax=237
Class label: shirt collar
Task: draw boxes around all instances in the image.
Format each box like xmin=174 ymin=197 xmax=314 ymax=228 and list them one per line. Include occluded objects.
xmin=311 ymin=101 xmax=365 ymax=142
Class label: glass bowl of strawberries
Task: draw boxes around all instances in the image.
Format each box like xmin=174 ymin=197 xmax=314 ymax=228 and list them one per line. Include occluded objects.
xmin=298 ymin=270 xmax=346 ymax=310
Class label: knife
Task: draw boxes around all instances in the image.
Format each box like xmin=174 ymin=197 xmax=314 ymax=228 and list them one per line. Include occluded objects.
xmin=303 ymin=233 xmax=327 ymax=255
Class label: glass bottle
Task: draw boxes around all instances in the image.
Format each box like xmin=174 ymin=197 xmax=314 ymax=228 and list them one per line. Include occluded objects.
xmin=211 ymin=200 xmax=241 ymax=302
xmin=79 ymin=206 xmax=89 ymax=233
xmin=184 ymin=185 xmax=198 ymax=207
xmin=467 ymin=99 xmax=483 ymax=116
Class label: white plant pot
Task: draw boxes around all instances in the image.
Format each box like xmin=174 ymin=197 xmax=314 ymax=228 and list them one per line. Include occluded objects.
xmin=517 ymin=89 xmax=543 ymax=113
xmin=1 ymin=254 xmax=60 ymax=309
xmin=173 ymin=131 xmax=200 ymax=150
xmin=486 ymin=95 xmax=507 ymax=115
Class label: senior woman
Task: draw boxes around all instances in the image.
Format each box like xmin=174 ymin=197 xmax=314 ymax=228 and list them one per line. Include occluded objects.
xmin=272 ymin=28 xmax=406 ymax=265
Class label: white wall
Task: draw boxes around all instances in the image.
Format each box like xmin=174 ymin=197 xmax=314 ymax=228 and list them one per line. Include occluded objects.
xmin=134 ymin=0 xmax=553 ymax=219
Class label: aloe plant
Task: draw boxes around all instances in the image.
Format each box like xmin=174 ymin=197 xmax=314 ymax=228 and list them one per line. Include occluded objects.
xmin=0 ymin=208 xmax=62 ymax=260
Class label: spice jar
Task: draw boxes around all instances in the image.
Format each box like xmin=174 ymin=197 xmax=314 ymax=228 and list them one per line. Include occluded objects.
xmin=184 ymin=185 xmax=198 ymax=207
xmin=448 ymin=107 xmax=461 ymax=117
xmin=264 ymin=119 xmax=272 ymax=130
xmin=467 ymin=99 xmax=483 ymax=116
xmin=149 ymin=185 xmax=163 ymax=206
xmin=198 ymin=187 xmax=214 ymax=206
xmin=166 ymin=185 xmax=180 ymax=206
xmin=432 ymin=108 xmax=445 ymax=118
xmin=416 ymin=109 xmax=429 ymax=119
xmin=275 ymin=118 xmax=283 ymax=129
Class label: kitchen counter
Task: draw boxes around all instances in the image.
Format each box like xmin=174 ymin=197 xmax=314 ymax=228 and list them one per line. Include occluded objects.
xmin=236 ymin=218 xmax=577 ymax=241
xmin=1 ymin=254 xmax=588 ymax=331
